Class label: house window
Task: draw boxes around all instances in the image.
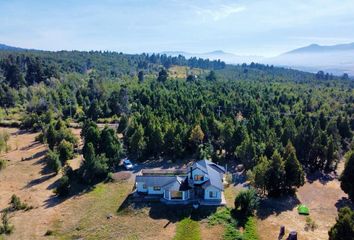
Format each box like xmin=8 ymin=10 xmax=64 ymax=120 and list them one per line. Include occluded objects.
xmin=153 ymin=186 xmax=161 ymax=191
xmin=142 ymin=184 xmax=147 ymax=189
xmin=194 ymin=175 xmax=204 ymax=181
xmin=171 ymin=191 xmax=183 ymax=199
xmin=209 ymin=191 xmax=217 ymax=198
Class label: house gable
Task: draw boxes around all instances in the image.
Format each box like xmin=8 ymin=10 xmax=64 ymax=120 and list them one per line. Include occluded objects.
xmin=204 ymin=185 xmax=222 ymax=200
xmin=191 ymin=167 xmax=209 ymax=184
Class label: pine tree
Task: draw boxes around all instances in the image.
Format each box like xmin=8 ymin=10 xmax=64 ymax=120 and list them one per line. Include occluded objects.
xmin=284 ymin=142 xmax=305 ymax=190
xmin=265 ymin=150 xmax=286 ymax=196
xmin=328 ymin=207 xmax=354 ymax=240
xmin=252 ymin=155 xmax=270 ymax=195
xmin=189 ymin=125 xmax=205 ymax=146
xmin=340 ymin=151 xmax=354 ymax=201
xmin=129 ymin=124 xmax=146 ymax=160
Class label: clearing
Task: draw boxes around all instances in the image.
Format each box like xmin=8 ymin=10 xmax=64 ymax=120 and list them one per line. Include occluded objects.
xmin=0 ymin=127 xmax=228 ymax=240
xmin=257 ymin=161 xmax=351 ymax=240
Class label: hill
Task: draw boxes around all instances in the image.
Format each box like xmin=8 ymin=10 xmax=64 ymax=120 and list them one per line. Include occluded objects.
xmin=265 ymin=43 xmax=354 ymax=75
xmin=0 ymin=43 xmax=28 ymax=51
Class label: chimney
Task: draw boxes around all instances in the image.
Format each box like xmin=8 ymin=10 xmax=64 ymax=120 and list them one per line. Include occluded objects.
xmin=190 ymin=166 xmax=193 ymax=180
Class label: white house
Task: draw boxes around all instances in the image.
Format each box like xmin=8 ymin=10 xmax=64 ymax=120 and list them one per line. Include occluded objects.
xmin=135 ymin=160 xmax=226 ymax=205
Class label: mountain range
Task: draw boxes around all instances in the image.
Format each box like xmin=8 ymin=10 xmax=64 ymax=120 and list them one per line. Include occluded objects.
xmin=162 ymin=43 xmax=354 ymax=75
xmin=1 ymin=42 xmax=353 ymax=75
xmin=267 ymin=42 xmax=354 ymax=75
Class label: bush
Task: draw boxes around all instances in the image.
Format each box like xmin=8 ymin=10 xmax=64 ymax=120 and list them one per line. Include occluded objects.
xmin=208 ymin=208 xmax=237 ymax=226
xmin=305 ymin=216 xmax=318 ymax=231
xmin=234 ymin=189 xmax=259 ymax=216
xmin=58 ymin=140 xmax=74 ymax=163
xmin=106 ymin=172 xmax=114 ymax=182
xmin=243 ymin=217 xmax=259 ymax=240
xmin=223 ymin=224 xmax=244 ymax=240
xmin=0 ymin=212 xmax=14 ymax=235
xmin=46 ymin=150 xmax=62 ymax=173
xmin=10 ymin=194 xmax=31 ymax=211
xmin=0 ymin=130 xmax=10 ymax=153
xmin=55 ymin=175 xmax=70 ymax=197
xmin=0 ymin=159 xmax=6 ymax=171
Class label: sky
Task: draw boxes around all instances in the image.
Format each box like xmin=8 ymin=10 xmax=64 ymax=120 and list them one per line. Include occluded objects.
xmin=1 ymin=0 xmax=354 ymax=57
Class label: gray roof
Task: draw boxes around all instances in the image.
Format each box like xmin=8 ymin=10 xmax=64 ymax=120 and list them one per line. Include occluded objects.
xmin=136 ymin=160 xmax=225 ymax=191
xmin=193 ymin=159 xmax=224 ymax=191
xmin=163 ymin=176 xmax=191 ymax=191
xmin=136 ymin=175 xmax=177 ymax=187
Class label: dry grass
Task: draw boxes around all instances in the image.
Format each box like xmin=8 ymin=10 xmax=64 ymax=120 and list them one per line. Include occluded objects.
xmin=257 ymin=166 xmax=350 ymax=240
xmin=168 ymin=66 xmax=205 ymax=79
xmin=53 ymin=181 xmax=178 ymax=240
xmin=0 ymin=126 xmax=233 ymax=240
xmin=0 ymin=127 xmax=60 ymax=240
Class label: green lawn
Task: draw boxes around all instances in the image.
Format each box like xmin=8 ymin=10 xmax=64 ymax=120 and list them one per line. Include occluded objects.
xmin=173 ymin=218 xmax=201 ymax=240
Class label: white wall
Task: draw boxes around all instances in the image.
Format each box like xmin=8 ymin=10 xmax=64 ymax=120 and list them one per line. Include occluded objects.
xmin=204 ymin=186 xmax=221 ymax=200
xmin=136 ymin=182 xmax=148 ymax=193
xmin=147 ymin=186 xmax=164 ymax=195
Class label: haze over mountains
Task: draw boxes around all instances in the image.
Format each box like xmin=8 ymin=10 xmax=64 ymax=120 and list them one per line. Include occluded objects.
xmin=163 ymin=43 xmax=354 ymax=76
xmin=1 ymin=42 xmax=353 ymax=76
xmin=267 ymin=42 xmax=354 ymax=75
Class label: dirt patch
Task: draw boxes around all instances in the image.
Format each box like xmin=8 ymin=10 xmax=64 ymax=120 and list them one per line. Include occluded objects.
xmin=200 ymin=223 xmax=224 ymax=240
xmin=0 ymin=127 xmax=61 ymax=239
xmin=257 ymin=166 xmax=349 ymax=240
xmin=0 ymin=127 xmax=85 ymax=240
xmin=113 ymin=171 xmax=132 ymax=181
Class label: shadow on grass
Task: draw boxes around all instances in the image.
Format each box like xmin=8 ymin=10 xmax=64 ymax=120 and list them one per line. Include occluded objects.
xmin=21 ymin=149 xmax=48 ymax=161
xmin=43 ymin=173 xmax=106 ymax=209
xmin=23 ymin=172 xmax=56 ymax=189
xmin=116 ymin=194 xmax=218 ymax=224
xmin=256 ymin=194 xmax=300 ymax=220
xmin=306 ymin=170 xmax=336 ymax=185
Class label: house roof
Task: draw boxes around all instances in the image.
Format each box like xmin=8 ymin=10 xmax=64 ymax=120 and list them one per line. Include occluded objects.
xmin=163 ymin=176 xmax=191 ymax=191
xmin=135 ymin=159 xmax=225 ymax=192
xmin=136 ymin=175 xmax=191 ymax=191
xmin=136 ymin=175 xmax=177 ymax=187
xmin=193 ymin=159 xmax=224 ymax=191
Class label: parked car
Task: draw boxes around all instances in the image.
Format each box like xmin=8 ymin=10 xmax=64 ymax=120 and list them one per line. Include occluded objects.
xmin=123 ymin=159 xmax=133 ymax=170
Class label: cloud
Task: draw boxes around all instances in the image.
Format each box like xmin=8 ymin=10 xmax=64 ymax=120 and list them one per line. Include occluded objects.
xmin=196 ymin=4 xmax=246 ymax=21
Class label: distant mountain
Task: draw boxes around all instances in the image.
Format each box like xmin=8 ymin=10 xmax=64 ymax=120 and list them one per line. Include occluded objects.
xmin=284 ymin=42 xmax=354 ymax=54
xmin=161 ymin=50 xmax=263 ymax=64
xmin=265 ymin=42 xmax=354 ymax=75
xmin=0 ymin=43 xmax=26 ymax=51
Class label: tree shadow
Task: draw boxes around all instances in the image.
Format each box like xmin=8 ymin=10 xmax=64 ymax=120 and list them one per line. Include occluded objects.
xmin=21 ymin=149 xmax=48 ymax=161
xmin=335 ymin=197 xmax=354 ymax=211
xmin=43 ymin=178 xmax=96 ymax=209
xmin=23 ymin=173 xmax=56 ymax=189
xmin=306 ymin=171 xmax=336 ymax=185
xmin=20 ymin=141 xmax=43 ymax=151
xmin=257 ymin=195 xmax=300 ymax=220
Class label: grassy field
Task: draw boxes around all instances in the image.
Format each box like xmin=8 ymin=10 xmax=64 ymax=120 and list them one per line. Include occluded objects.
xmin=168 ymin=66 xmax=206 ymax=79
xmin=6 ymin=125 xmax=347 ymax=240
xmin=173 ymin=218 xmax=201 ymax=240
